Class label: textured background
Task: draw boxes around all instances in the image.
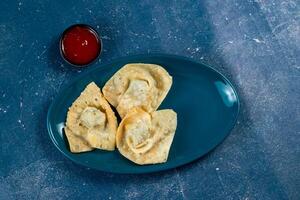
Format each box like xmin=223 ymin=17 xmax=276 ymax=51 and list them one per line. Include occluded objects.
xmin=0 ymin=0 xmax=299 ymax=199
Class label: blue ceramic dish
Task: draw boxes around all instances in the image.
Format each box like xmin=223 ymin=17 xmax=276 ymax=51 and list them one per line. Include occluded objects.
xmin=47 ymin=54 xmax=240 ymax=174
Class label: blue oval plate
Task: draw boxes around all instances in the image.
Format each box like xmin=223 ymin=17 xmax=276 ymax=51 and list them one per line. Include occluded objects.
xmin=47 ymin=54 xmax=240 ymax=174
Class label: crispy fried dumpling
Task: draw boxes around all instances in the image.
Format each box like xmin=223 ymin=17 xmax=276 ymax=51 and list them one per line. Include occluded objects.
xmin=116 ymin=108 xmax=177 ymax=165
xmin=65 ymin=82 xmax=117 ymax=152
xmin=102 ymin=63 xmax=172 ymax=118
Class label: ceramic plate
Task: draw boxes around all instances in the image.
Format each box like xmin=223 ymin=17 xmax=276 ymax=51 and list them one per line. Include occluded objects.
xmin=47 ymin=54 xmax=240 ymax=174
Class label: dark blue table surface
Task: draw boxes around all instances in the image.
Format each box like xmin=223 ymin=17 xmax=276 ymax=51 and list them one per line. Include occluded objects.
xmin=1 ymin=0 xmax=299 ymax=199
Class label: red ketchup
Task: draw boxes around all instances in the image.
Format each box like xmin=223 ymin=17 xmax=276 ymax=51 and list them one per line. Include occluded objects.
xmin=60 ymin=24 xmax=101 ymax=66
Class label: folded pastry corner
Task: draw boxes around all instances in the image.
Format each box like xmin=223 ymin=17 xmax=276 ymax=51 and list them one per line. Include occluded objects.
xmin=65 ymin=82 xmax=117 ymax=152
xmin=64 ymin=127 xmax=93 ymax=153
xmin=116 ymin=108 xmax=177 ymax=165
xmin=102 ymin=63 xmax=172 ymax=118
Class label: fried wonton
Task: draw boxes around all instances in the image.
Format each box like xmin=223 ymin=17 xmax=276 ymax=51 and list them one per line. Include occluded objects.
xmin=102 ymin=63 xmax=172 ymax=118
xmin=116 ymin=108 xmax=177 ymax=165
xmin=65 ymin=82 xmax=117 ymax=152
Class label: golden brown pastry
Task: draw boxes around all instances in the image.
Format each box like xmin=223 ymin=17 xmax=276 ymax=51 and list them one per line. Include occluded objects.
xmin=64 ymin=127 xmax=93 ymax=153
xmin=65 ymin=82 xmax=117 ymax=152
xmin=116 ymin=108 xmax=177 ymax=165
xmin=102 ymin=63 xmax=172 ymax=118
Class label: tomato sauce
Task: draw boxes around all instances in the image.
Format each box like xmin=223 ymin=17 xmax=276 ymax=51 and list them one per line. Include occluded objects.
xmin=60 ymin=24 xmax=101 ymax=66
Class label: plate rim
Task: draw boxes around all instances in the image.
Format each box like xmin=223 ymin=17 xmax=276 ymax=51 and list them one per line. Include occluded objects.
xmin=47 ymin=53 xmax=240 ymax=174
